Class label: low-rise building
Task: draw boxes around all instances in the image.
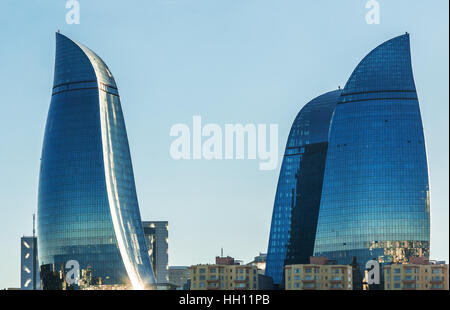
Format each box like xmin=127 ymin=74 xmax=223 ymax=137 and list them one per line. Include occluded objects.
xmin=248 ymin=253 xmax=267 ymax=273
xmin=285 ymin=257 xmax=353 ymax=290
xmin=384 ymin=258 xmax=448 ymax=290
xmin=169 ymin=266 xmax=191 ymax=289
xmin=190 ymin=256 xmax=260 ymax=290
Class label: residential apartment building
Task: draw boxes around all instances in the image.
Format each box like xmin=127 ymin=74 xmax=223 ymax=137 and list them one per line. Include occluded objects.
xmin=190 ymin=256 xmax=259 ymax=290
xmin=285 ymin=257 xmax=352 ymax=290
xmin=384 ymin=258 xmax=448 ymax=290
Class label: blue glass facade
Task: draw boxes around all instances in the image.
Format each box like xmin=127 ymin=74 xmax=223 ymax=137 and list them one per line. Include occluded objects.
xmin=266 ymin=34 xmax=430 ymax=288
xmin=38 ymin=33 xmax=155 ymax=289
xmin=314 ymin=34 xmax=430 ymax=274
xmin=265 ymin=91 xmax=341 ymax=285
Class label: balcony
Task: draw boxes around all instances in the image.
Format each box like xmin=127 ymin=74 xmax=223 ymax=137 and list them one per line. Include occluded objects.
xmin=234 ymin=279 xmax=247 ymax=283
xmin=329 ymin=287 xmax=344 ymax=290
xmin=302 ymin=279 xmax=315 ymax=283
xmin=430 ymin=286 xmax=445 ymax=290
xmin=402 ymin=279 xmax=416 ymax=283
xmin=430 ymin=278 xmax=443 ymax=284
xmin=329 ymin=278 xmax=343 ymax=284
xmin=207 ymin=279 xmax=219 ymax=283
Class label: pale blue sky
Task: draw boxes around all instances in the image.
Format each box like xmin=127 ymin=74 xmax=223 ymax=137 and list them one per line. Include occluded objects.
xmin=0 ymin=0 xmax=448 ymax=289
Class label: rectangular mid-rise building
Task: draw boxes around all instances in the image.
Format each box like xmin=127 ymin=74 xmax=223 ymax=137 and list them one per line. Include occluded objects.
xmin=384 ymin=258 xmax=448 ymax=290
xmin=285 ymin=257 xmax=352 ymax=290
xmin=21 ymin=236 xmax=40 ymax=290
xmin=142 ymin=221 xmax=169 ymax=284
xmin=190 ymin=256 xmax=259 ymax=290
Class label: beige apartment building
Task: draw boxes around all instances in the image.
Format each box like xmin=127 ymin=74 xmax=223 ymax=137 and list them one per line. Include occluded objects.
xmin=384 ymin=258 xmax=448 ymax=290
xmin=285 ymin=257 xmax=353 ymax=290
xmin=190 ymin=256 xmax=260 ymax=290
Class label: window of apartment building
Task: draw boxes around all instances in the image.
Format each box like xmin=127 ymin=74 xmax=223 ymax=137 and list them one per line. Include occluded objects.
xmin=294 ymin=283 xmax=301 ymax=288
xmin=394 ymin=269 xmax=401 ymax=274
xmin=394 ymin=275 xmax=400 ymax=281
xmin=294 ymin=276 xmax=301 ymax=281
xmin=330 ymin=283 xmax=343 ymax=289
xmin=199 ymin=268 xmax=206 ymax=274
xmin=431 ymin=284 xmax=443 ymax=289
xmin=305 ymin=268 xmax=312 ymax=273
xmin=294 ymin=268 xmax=301 ymax=274
xmin=210 ymin=268 xmax=216 ymax=273
xmin=394 ymin=283 xmax=401 ymax=289
xmin=432 ymin=269 xmax=440 ymax=274
xmin=199 ymin=283 xmax=206 ymax=288
xmin=199 ymin=275 xmax=205 ymax=281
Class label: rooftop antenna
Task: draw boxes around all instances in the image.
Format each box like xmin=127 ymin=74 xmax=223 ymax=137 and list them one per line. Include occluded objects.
xmin=338 ymin=85 xmax=341 ymax=90
xmin=57 ymin=29 xmax=60 ymax=33
xmin=221 ymin=247 xmax=223 ymax=257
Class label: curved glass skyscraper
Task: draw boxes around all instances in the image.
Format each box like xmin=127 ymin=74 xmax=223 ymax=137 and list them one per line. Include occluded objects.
xmin=265 ymin=90 xmax=341 ymax=285
xmin=266 ymin=34 xmax=430 ymax=288
xmin=38 ymin=33 xmax=155 ymax=289
xmin=314 ymin=34 xmax=430 ymax=268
